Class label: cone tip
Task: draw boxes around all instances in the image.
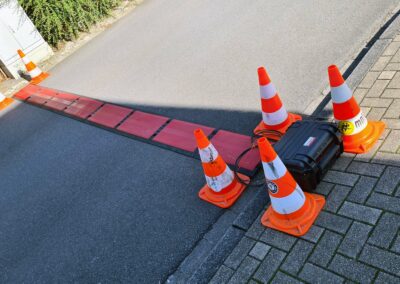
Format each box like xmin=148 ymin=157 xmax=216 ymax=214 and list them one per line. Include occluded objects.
xmin=257 ymin=66 xmax=271 ymax=86
xmin=257 ymin=137 xmax=276 ymax=162
xmin=17 ymin=49 xmax=25 ymax=57
xmin=328 ymin=65 xmax=345 ymax=87
xmin=194 ymin=128 xmax=209 ymax=149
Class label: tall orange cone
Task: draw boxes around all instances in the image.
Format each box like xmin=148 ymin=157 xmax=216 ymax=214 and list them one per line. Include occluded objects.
xmin=17 ymin=49 xmax=49 ymax=84
xmin=194 ymin=129 xmax=248 ymax=208
xmin=254 ymin=67 xmax=301 ymax=139
xmin=0 ymin=91 xmax=13 ymax=111
xmin=258 ymin=137 xmax=325 ymax=236
xmin=328 ymin=65 xmax=385 ymax=154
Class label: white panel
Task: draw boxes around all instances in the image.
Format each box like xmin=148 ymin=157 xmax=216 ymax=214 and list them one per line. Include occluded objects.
xmin=0 ymin=19 xmax=20 ymax=64
xmin=0 ymin=0 xmax=45 ymax=63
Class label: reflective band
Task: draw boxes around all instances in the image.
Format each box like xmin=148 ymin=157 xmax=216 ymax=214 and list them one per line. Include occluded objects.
xmin=260 ymin=83 xmax=277 ymax=99
xmin=331 ymin=83 xmax=353 ymax=104
xmin=22 ymin=56 xmax=31 ymax=65
xmin=199 ymin=144 xmax=219 ymax=163
xmin=29 ymin=67 xmax=42 ymax=78
xmin=262 ymin=106 xmax=288 ymax=125
xmin=205 ymin=166 xmax=234 ymax=192
xmin=261 ymin=157 xmax=286 ymax=180
xmin=0 ymin=93 xmax=5 ymax=102
xmin=337 ymin=111 xmax=368 ymax=136
xmin=269 ymin=185 xmax=305 ymax=214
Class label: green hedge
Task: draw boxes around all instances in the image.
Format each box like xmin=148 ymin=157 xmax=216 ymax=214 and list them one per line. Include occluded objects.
xmin=18 ymin=0 xmax=123 ymax=46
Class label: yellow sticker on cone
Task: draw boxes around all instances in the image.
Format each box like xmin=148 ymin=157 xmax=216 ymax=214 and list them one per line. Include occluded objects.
xmin=338 ymin=120 xmax=355 ymax=135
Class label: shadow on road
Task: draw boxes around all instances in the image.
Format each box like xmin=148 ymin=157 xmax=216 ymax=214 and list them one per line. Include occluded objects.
xmin=112 ymin=101 xmax=261 ymax=135
xmin=0 ymin=100 xmax=265 ymax=283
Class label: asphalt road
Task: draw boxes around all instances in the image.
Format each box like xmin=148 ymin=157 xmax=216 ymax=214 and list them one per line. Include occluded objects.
xmin=2 ymin=1 xmax=400 ymax=283
xmin=0 ymin=102 xmax=223 ymax=283
xmin=42 ymin=0 xmax=399 ymax=133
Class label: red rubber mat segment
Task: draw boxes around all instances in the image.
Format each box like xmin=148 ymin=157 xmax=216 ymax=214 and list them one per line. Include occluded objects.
xmin=153 ymin=120 xmax=214 ymax=152
xmin=13 ymin=85 xmax=259 ymax=175
xmin=45 ymin=92 xmax=79 ymax=111
xmin=64 ymin=97 xmax=103 ymax=119
xmin=13 ymin=84 xmax=51 ymax=101
xmin=210 ymin=130 xmax=260 ymax=171
xmin=27 ymin=93 xmax=54 ymax=105
xmin=27 ymin=85 xmax=61 ymax=105
xmin=13 ymin=84 xmax=41 ymax=101
xmin=56 ymin=92 xmax=79 ymax=101
xmin=88 ymin=103 xmax=133 ymax=128
xmin=117 ymin=111 xmax=169 ymax=139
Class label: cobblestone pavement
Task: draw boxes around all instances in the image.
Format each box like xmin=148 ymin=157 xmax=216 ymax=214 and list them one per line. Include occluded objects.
xmin=209 ymin=35 xmax=400 ymax=284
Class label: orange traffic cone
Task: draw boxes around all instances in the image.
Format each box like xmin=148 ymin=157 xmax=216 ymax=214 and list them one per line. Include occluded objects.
xmin=194 ymin=129 xmax=248 ymax=208
xmin=254 ymin=67 xmax=301 ymax=140
xmin=258 ymin=137 xmax=325 ymax=236
xmin=17 ymin=50 xmax=49 ymax=84
xmin=0 ymin=91 xmax=13 ymax=111
xmin=328 ymin=65 xmax=385 ymax=154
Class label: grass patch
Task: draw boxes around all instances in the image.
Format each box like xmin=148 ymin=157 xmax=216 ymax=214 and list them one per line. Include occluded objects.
xmin=17 ymin=0 xmax=125 ymax=46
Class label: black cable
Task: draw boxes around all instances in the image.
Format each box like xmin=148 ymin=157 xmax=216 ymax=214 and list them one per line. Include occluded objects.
xmin=251 ymin=129 xmax=283 ymax=144
xmin=234 ymin=146 xmax=264 ymax=187
xmin=233 ymin=129 xmax=283 ymax=187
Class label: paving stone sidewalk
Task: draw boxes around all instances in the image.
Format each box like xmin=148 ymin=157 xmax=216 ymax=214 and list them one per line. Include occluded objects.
xmin=209 ymin=36 xmax=400 ymax=284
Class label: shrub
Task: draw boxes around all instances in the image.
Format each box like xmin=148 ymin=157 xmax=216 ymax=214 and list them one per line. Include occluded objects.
xmin=18 ymin=0 xmax=123 ymax=46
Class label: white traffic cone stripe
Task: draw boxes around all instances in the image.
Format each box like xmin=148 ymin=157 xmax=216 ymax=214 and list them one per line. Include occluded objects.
xmin=199 ymin=144 xmax=219 ymax=163
xmin=205 ymin=166 xmax=234 ymax=192
xmin=260 ymin=82 xmax=277 ymax=99
xmin=0 ymin=92 xmax=5 ymax=102
xmin=262 ymin=106 xmax=288 ymax=125
xmin=29 ymin=67 xmax=42 ymax=78
xmin=269 ymin=185 xmax=306 ymax=214
xmin=261 ymin=157 xmax=286 ymax=180
xmin=331 ymin=83 xmax=353 ymax=104
xmin=21 ymin=56 xmax=31 ymax=65
xmin=338 ymin=111 xmax=368 ymax=135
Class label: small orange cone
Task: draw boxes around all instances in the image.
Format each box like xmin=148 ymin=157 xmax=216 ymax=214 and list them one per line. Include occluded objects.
xmin=328 ymin=65 xmax=385 ymax=154
xmin=0 ymin=91 xmax=13 ymax=111
xmin=257 ymin=137 xmax=325 ymax=236
xmin=194 ymin=129 xmax=248 ymax=208
xmin=17 ymin=49 xmax=49 ymax=84
xmin=254 ymin=67 xmax=301 ymax=140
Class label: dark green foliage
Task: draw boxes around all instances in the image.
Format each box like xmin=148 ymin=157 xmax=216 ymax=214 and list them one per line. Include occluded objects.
xmin=18 ymin=0 xmax=123 ymax=46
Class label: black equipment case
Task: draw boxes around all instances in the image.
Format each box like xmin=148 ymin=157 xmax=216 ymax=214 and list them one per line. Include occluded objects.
xmin=273 ymin=120 xmax=343 ymax=192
